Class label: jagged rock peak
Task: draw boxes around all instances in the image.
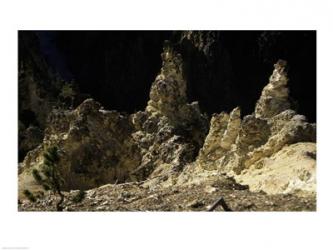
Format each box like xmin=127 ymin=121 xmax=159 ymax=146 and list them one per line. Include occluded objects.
xmin=146 ymin=42 xmax=187 ymax=118
xmin=198 ymin=112 xmax=230 ymax=162
xmin=145 ymin=40 xmax=208 ymax=146
xmin=220 ymin=107 xmax=241 ymax=151
xmin=255 ymin=59 xmax=290 ymax=118
xmin=197 ymin=107 xmax=241 ymax=170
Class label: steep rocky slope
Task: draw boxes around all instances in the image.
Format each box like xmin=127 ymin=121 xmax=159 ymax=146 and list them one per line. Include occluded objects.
xmin=18 ymin=38 xmax=316 ymax=211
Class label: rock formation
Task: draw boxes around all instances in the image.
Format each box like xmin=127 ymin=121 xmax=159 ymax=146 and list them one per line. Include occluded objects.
xmin=18 ymin=43 xmax=209 ymax=198
xmin=190 ymin=60 xmax=316 ymax=195
xmin=255 ymin=60 xmax=290 ymax=118
xmin=234 ymin=142 xmax=316 ymax=195
xmin=18 ymin=98 xmax=142 ymax=197
xmin=18 ymin=36 xmax=316 ymax=211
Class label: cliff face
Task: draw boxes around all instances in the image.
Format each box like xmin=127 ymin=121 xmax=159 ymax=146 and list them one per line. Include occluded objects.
xmin=18 ymin=32 xmax=316 ymax=211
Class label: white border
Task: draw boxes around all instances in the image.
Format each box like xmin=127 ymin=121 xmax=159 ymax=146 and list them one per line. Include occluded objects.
xmin=1 ymin=0 xmax=332 ymax=249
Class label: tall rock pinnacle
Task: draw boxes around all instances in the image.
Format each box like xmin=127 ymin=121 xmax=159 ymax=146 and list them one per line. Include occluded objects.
xmin=255 ymin=60 xmax=291 ymax=118
xmin=146 ymin=42 xmax=187 ymax=120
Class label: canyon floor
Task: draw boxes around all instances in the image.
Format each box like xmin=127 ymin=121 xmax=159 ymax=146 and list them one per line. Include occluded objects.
xmin=18 ymin=174 xmax=315 ymax=212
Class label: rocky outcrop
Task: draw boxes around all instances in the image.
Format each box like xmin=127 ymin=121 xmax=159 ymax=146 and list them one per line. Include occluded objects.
xmin=220 ymin=107 xmax=241 ymax=150
xmin=129 ymin=45 xmax=208 ymax=184
xmin=189 ymin=60 xmax=316 ymax=194
xmin=146 ymin=43 xmax=208 ymax=137
xmin=129 ymin=111 xmax=200 ymax=183
xmin=19 ymin=43 xmax=209 ymax=197
xmin=197 ymin=112 xmax=230 ymax=166
xmin=197 ymin=107 xmax=240 ymax=170
xmin=18 ymin=33 xmax=316 ymax=210
xmin=235 ymin=142 xmax=316 ymax=194
xmin=243 ymin=110 xmax=316 ymax=170
xmin=255 ymin=60 xmax=290 ymax=118
xmin=19 ymin=99 xmax=142 ymax=197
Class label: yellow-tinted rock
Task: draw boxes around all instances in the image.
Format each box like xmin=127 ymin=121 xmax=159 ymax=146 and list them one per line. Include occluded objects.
xmin=234 ymin=142 xmax=316 ymax=194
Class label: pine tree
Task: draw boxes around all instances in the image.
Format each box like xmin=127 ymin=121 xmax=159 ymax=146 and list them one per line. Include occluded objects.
xmin=32 ymin=146 xmax=65 ymax=211
xmin=23 ymin=189 xmax=36 ymax=202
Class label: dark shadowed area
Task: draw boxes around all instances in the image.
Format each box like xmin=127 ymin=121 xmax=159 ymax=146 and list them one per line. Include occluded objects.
xmin=20 ymin=30 xmax=316 ymax=121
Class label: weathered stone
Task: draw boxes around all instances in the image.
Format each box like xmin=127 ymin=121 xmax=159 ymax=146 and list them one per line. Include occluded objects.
xmin=184 ymin=60 xmax=316 ymax=196
xmin=128 ymin=44 xmax=208 ymax=183
xmin=234 ymin=142 xmax=316 ymax=195
xmin=236 ymin=115 xmax=271 ymax=153
xmin=146 ymin=45 xmax=187 ymax=121
xmin=255 ymin=60 xmax=290 ymax=119
xmin=243 ymin=110 xmax=315 ymax=169
xmin=18 ymin=38 xmax=316 ymax=210
xmin=198 ymin=112 xmax=229 ymax=163
xmin=220 ymin=114 xmax=271 ymax=174
xmin=146 ymin=45 xmax=208 ymax=139
xmin=19 ymin=43 xmax=209 ymax=197
xmin=18 ymin=99 xmax=142 ymax=198
xmin=220 ymin=107 xmax=241 ymax=150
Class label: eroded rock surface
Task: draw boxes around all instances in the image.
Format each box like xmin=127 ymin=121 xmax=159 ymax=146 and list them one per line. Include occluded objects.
xmin=19 ymin=98 xmax=142 ymax=197
xmin=255 ymin=59 xmax=290 ymax=118
xmin=186 ymin=60 xmax=316 ymax=195
xmin=234 ymin=142 xmax=316 ymax=195
xmin=129 ymin=45 xmax=208 ymax=185
xmin=19 ymin=44 xmax=209 ymax=199
xmin=18 ymin=43 xmax=316 ymax=210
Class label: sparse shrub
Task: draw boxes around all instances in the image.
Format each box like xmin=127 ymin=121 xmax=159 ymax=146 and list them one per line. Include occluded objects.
xmin=23 ymin=189 xmax=36 ymax=202
xmin=31 ymin=146 xmax=65 ymax=211
xmin=72 ymin=190 xmax=86 ymax=203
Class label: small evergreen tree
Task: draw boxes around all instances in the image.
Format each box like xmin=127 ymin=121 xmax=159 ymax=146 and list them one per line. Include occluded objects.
xmin=23 ymin=189 xmax=36 ymax=202
xmin=32 ymin=146 xmax=65 ymax=211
